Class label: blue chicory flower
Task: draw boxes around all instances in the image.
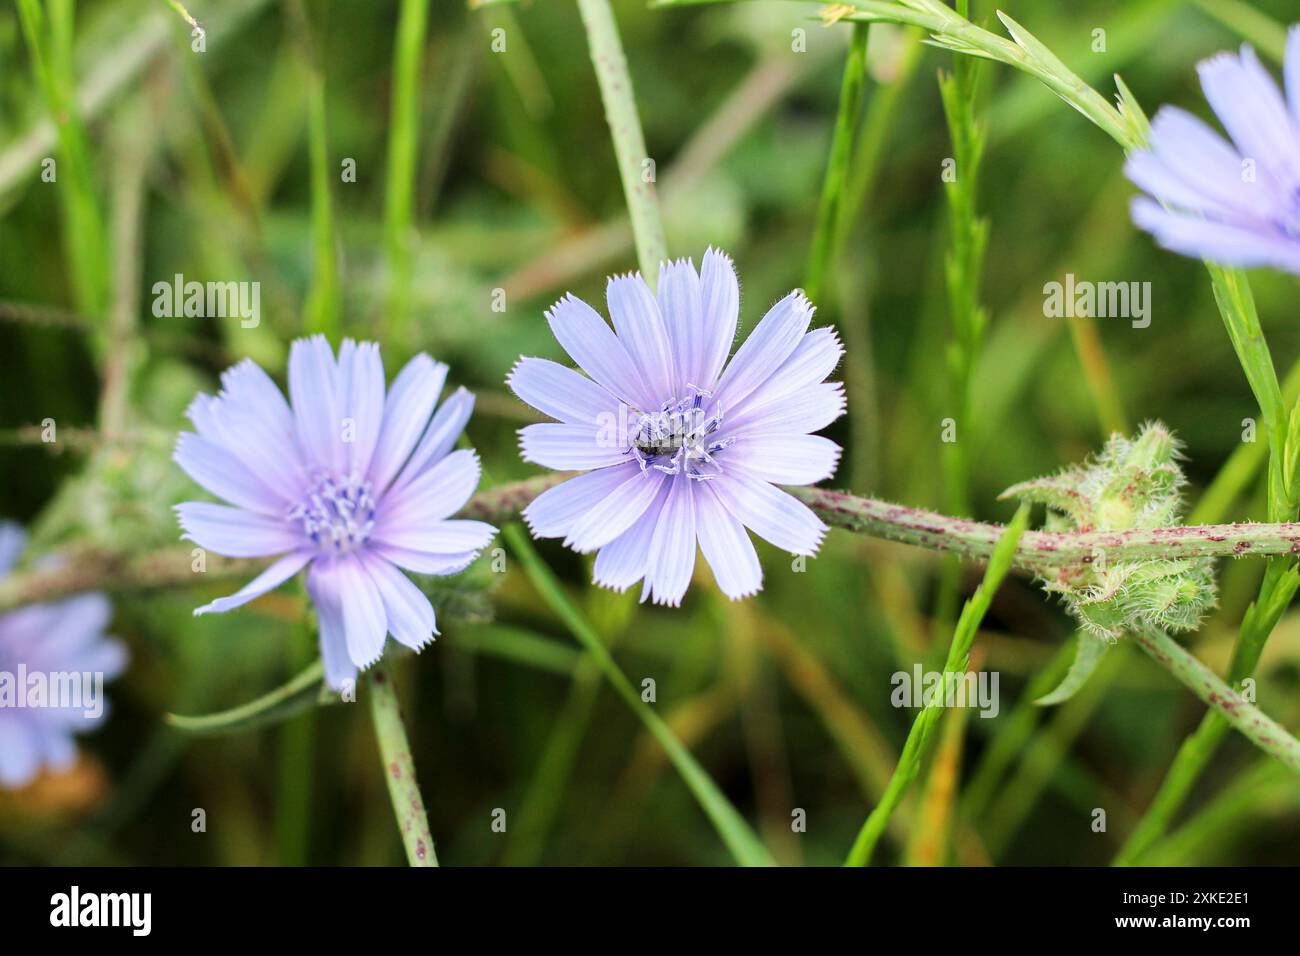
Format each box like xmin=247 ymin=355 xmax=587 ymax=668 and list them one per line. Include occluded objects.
xmin=1126 ymin=26 xmax=1300 ymax=273
xmin=175 ymin=337 xmax=496 ymax=689
xmin=0 ymin=524 xmax=126 ymax=788
xmin=509 ymin=248 xmax=844 ymax=606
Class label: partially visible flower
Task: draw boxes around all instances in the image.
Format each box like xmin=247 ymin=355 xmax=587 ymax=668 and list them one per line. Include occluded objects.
xmin=174 ymin=337 xmax=496 ymax=689
xmin=0 ymin=524 xmax=126 ymax=789
xmin=1126 ymin=26 xmax=1300 ymax=273
xmin=509 ymin=248 xmax=844 ymax=606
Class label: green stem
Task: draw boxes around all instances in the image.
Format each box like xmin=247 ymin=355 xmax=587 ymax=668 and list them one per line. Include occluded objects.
xmin=383 ymin=0 xmax=429 ymax=337
xmin=576 ymin=0 xmax=667 ymax=281
xmin=1115 ymin=559 xmax=1300 ymax=863
xmin=16 ymin=0 xmax=110 ymax=328
xmin=1128 ymin=626 xmax=1300 ymax=775
xmin=287 ymin=0 xmax=340 ymax=339
xmin=368 ymin=662 xmax=437 ymax=867
xmin=502 ymin=523 xmax=774 ymax=866
xmin=845 ymin=506 xmax=1029 ymax=866
xmin=805 ymin=22 xmax=870 ymax=303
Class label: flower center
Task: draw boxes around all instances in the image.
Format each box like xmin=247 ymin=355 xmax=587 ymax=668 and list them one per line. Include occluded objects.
xmin=289 ymin=473 xmax=377 ymax=556
xmin=630 ymin=388 xmax=734 ymax=481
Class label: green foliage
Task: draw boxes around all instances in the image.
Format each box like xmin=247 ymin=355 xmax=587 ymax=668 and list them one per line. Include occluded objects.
xmin=3 ymin=0 xmax=1300 ymax=868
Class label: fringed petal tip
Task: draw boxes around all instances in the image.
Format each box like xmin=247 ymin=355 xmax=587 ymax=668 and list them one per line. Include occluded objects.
xmin=638 ymin=582 xmax=685 ymax=608
xmin=720 ymin=583 xmax=761 ymax=602
xmin=591 ymin=571 xmax=637 ymax=595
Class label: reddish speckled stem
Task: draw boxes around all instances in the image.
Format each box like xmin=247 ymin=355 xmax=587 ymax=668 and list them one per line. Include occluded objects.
xmin=791 ymin=486 xmax=1300 ymax=571
xmin=6 ymin=475 xmax=1300 ymax=613
xmin=368 ymin=663 xmax=437 ymax=866
xmin=1131 ymin=627 xmax=1300 ymax=774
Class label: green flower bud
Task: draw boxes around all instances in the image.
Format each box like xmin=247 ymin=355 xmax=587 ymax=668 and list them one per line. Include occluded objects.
xmin=1002 ymin=422 xmax=1218 ymax=642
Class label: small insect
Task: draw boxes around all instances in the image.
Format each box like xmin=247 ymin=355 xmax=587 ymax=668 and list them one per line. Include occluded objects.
xmin=632 ymin=417 xmax=687 ymax=459
xmin=629 ymin=390 xmax=734 ymax=480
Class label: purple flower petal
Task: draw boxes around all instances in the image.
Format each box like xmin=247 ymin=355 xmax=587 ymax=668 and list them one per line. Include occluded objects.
xmin=725 ymin=382 xmax=846 ymax=437
xmin=519 ymin=422 xmax=633 ymax=471
xmin=697 ymin=247 xmax=740 ymax=391
xmin=174 ymin=432 xmax=287 ymax=515
xmin=371 ymin=518 xmax=496 ymax=555
xmin=177 ymin=502 xmax=306 ymax=557
xmin=389 ymin=387 xmax=474 ymax=495
xmin=361 ymin=553 xmax=437 ymax=649
xmin=522 ymin=463 xmax=642 ymax=538
xmin=337 ymin=340 xmax=386 ymax=477
xmin=187 ymin=392 xmax=308 ymax=502
xmin=727 ymin=434 xmax=841 ymax=485
xmin=306 ymin=561 xmax=358 ymax=690
xmin=564 ymin=469 xmax=668 ymax=553
xmin=0 ymin=719 xmax=40 ymax=788
xmin=1124 ymin=148 xmax=1244 ymax=221
xmin=657 ymin=257 xmax=704 ymax=388
xmin=641 ymin=475 xmax=697 ymax=607
xmin=368 ymin=354 xmax=449 ymax=493
xmin=714 ymin=466 xmax=826 ymax=556
xmin=1133 ymin=197 xmax=1300 ymax=272
xmin=593 ymin=483 xmax=670 ymax=592
xmin=327 ymin=556 xmax=388 ymax=670
xmin=546 ymin=293 xmax=656 ymax=411
xmin=378 ymin=449 xmax=482 ymax=529
xmin=194 ymin=550 xmax=313 ymax=615
xmin=288 ymin=335 xmax=343 ymax=472
xmin=508 ymin=357 xmax=621 ymax=425
xmin=695 ymin=482 xmax=762 ymax=600
xmin=608 ymin=273 xmax=677 ymax=403
xmin=1287 ymin=26 xmax=1300 ymax=125
xmin=370 ymin=543 xmax=480 ymax=576
xmin=1199 ymin=45 xmax=1300 ymax=194
xmin=714 ymin=291 xmax=815 ymax=411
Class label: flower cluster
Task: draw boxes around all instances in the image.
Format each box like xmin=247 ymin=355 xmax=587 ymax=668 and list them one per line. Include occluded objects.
xmin=171 ymin=250 xmax=845 ymax=680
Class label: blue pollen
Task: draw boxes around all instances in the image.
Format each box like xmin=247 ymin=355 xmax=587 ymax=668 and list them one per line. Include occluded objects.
xmin=289 ymin=473 xmax=377 ymax=556
xmin=630 ymin=388 xmax=735 ymax=481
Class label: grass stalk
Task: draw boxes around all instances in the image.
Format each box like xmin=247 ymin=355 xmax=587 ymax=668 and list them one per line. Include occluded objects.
xmin=805 ymin=22 xmax=870 ymax=303
xmin=502 ymin=523 xmax=774 ymax=866
xmin=383 ymin=0 xmax=429 ymax=337
xmin=845 ymin=505 xmax=1029 ymax=866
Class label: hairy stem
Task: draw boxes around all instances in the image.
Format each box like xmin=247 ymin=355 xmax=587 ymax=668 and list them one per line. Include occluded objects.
xmin=576 ymin=0 xmax=668 ymax=281
xmin=12 ymin=476 xmax=1300 ymax=611
xmin=1129 ymin=627 xmax=1300 ymax=775
xmin=368 ymin=662 xmax=437 ymax=866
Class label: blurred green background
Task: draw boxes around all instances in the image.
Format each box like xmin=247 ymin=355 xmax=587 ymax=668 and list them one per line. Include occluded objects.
xmin=1 ymin=0 xmax=1299 ymax=865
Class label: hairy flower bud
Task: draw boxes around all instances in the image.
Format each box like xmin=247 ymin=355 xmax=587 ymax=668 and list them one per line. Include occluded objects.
xmin=1002 ymin=423 xmax=1218 ymax=699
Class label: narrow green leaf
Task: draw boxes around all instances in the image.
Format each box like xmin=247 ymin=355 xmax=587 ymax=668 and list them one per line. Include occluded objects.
xmin=167 ymin=660 xmax=337 ymax=735
xmin=845 ymin=505 xmax=1030 ymax=866
xmin=1036 ymin=630 xmax=1110 ymax=706
xmin=502 ymin=523 xmax=775 ymax=867
xmin=1112 ymin=73 xmax=1150 ymax=148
